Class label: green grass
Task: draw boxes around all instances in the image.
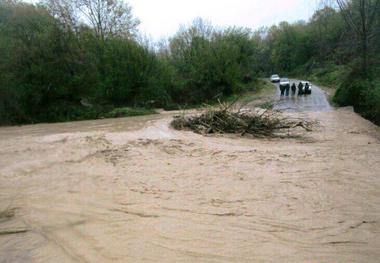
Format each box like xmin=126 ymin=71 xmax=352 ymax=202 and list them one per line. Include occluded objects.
xmin=233 ymin=79 xmax=276 ymax=107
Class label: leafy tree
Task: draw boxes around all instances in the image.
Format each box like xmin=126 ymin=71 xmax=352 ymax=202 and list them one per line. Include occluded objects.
xmin=44 ymin=0 xmax=140 ymax=40
xmin=309 ymin=7 xmax=344 ymax=63
xmin=336 ymin=0 xmax=380 ymax=74
xmin=168 ymin=18 xmax=257 ymax=104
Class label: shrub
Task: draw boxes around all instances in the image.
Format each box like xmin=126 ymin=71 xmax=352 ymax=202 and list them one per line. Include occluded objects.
xmin=168 ymin=19 xmax=257 ymax=105
xmin=357 ymin=80 xmax=380 ymax=125
xmin=310 ymin=64 xmax=349 ymax=87
xmin=334 ymin=74 xmax=365 ymax=107
xmin=334 ymin=72 xmax=380 ymax=125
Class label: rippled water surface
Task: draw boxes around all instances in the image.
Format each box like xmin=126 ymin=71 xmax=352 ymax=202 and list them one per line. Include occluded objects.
xmin=0 ymin=107 xmax=379 ymax=262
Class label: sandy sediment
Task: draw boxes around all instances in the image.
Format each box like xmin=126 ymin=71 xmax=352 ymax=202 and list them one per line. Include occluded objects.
xmin=0 ymin=108 xmax=379 ymax=262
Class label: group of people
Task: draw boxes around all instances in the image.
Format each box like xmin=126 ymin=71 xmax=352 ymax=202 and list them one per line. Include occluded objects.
xmin=280 ymin=82 xmax=310 ymax=96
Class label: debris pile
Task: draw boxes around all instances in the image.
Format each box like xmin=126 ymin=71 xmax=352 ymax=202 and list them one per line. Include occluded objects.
xmin=171 ymin=104 xmax=315 ymax=137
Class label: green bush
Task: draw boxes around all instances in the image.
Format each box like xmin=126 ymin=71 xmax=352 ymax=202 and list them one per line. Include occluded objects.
xmin=309 ymin=64 xmax=350 ymax=87
xmin=168 ymin=19 xmax=257 ymax=105
xmin=357 ymin=81 xmax=380 ymax=125
xmin=100 ymin=39 xmax=171 ymax=107
xmin=334 ymin=75 xmax=363 ymax=107
xmin=334 ymin=73 xmax=380 ymax=125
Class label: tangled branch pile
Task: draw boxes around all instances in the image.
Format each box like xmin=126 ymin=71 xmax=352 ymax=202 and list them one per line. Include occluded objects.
xmin=171 ymin=105 xmax=315 ymax=137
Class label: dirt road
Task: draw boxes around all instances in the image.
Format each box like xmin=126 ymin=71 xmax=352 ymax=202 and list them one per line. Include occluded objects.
xmin=1 ymin=104 xmax=380 ymax=261
xmin=273 ymin=80 xmax=333 ymax=112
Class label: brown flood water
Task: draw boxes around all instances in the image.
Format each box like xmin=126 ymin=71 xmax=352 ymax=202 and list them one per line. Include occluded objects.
xmin=0 ymin=108 xmax=380 ymax=262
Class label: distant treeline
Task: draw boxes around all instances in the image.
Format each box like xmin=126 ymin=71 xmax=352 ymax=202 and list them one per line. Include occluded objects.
xmin=0 ymin=0 xmax=379 ymax=125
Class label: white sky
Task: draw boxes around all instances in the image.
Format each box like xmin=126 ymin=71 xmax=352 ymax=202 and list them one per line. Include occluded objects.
xmin=129 ymin=0 xmax=319 ymax=40
xmin=26 ymin=0 xmax=319 ymax=40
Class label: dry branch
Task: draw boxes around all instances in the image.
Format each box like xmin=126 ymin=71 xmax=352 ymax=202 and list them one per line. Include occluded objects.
xmin=171 ymin=103 xmax=316 ymax=138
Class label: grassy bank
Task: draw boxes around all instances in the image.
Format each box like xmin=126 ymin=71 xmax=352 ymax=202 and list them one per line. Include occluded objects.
xmin=223 ymin=79 xmax=276 ymax=109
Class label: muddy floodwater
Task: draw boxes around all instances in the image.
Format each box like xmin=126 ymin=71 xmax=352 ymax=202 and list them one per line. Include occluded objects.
xmin=1 ymin=108 xmax=380 ymax=262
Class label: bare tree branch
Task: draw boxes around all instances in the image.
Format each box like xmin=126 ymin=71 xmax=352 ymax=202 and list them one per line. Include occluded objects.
xmin=336 ymin=0 xmax=379 ymax=73
xmin=43 ymin=0 xmax=140 ymax=40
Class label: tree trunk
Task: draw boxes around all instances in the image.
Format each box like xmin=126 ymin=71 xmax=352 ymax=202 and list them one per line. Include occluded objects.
xmin=361 ymin=33 xmax=368 ymax=74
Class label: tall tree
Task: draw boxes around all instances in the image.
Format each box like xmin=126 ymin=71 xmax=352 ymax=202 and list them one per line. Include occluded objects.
xmin=336 ymin=0 xmax=380 ymax=73
xmin=43 ymin=0 xmax=79 ymax=33
xmin=44 ymin=0 xmax=140 ymax=40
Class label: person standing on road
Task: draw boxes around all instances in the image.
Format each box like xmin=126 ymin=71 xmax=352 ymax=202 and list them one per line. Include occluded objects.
xmin=298 ymin=82 xmax=303 ymax=96
xmin=280 ymin=85 xmax=285 ymax=96
xmin=285 ymin=84 xmax=290 ymax=96
xmin=291 ymin=83 xmax=296 ymax=95
xmin=304 ymin=82 xmax=310 ymax=94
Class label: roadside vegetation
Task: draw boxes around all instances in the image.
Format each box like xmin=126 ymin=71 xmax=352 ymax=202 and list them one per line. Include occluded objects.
xmin=0 ymin=0 xmax=379 ymax=125
xmin=238 ymin=79 xmax=276 ymax=108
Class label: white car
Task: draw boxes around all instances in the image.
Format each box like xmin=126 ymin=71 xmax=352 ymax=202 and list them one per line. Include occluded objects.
xmin=270 ymin=74 xmax=280 ymax=83
xmin=280 ymin=78 xmax=290 ymax=87
xmin=301 ymin=81 xmax=312 ymax=94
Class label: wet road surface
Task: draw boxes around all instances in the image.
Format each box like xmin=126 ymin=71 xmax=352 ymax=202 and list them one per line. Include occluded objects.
xmin=273 ymin=79 xmax=333 ymax=112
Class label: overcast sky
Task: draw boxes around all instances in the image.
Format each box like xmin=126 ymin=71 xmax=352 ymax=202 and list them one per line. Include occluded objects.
xmin=26 ymin=0 xmax=320 ymax=40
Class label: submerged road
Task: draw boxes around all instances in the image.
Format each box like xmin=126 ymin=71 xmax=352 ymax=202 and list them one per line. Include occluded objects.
xmin=273 ymin=79 xmax=333 ymax=112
